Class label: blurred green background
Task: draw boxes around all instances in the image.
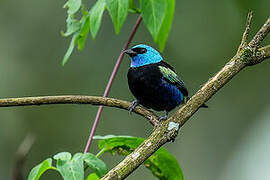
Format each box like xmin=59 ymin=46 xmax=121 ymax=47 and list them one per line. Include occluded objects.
xmin=0 ymin=0 xmax=270 ymax=179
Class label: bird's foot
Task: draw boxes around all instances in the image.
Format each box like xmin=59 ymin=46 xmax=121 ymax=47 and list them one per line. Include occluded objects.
xmin=158 ymin=115 xmax=168 ymax=121
xmin=128 ymin=100 xmax=139 ymax=114
xmin=158 ymin=111 xmax=169 ymax=121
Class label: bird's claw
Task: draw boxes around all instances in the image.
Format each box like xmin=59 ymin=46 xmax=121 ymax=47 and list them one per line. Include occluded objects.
xmin=158 ymin=111 xmax=169 ymax=121
xmin=158 ymin=115 xmax=168 ymax=121
xmin=128 ymin=100 xmax=139 ymax=114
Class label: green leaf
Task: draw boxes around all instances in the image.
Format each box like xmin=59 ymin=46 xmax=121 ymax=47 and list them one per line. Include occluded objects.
xmin=128 ymin=0 xmax=141 ymax=13
xmin=83 ymin=153 xmax=108 ymax=177
xmin=64 ymin=0 xmax=82 ymax=15
xmin=94 ymin=135 xmax=184 ymax=180
xmin=62 ymin=12 xmax=91 ymax=64
xmin=90 ymin=0 xmax=106 ymax=39
xmin=145 ymin=148 xmax=183 ymax=180
xmin=62 ymin=32 xmax=80 ymax=66
xmin=62 ymin=16 xmax=81 ymax=37
xmin=94 ymin=135 xmax=144 ymax=155
xmin=28 ymin=158 xmax=57 ymax=180
xmin=86 ymin=173 xmax=100 ymax=180
xmin=157 ymin=0 xmax=175 ymax=51
xmin=105 ymin=0 xmax=129 ymax=34
xmin=77 ymin=15 xmax=91 ymax=51
xmin=53 ymin=152 xmax=72 ymax=161
xmin=54 ymin=152 xmax=85 ymax=180
xmin=28 ymin=152 xmax=108 ymax=180
xmin=140 ymin=0 xmax=167 ymax=41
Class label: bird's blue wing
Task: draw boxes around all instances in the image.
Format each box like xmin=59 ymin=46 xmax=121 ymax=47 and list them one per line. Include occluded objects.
xmin=158 ymin=65 xmax=188 ymax=96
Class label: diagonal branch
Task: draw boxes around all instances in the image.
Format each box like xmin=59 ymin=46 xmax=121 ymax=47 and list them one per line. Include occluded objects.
xmin=0 ymin=95 xmax=158 ymax=126
xmin=249 ymin=15 xmax=270 ymax=49
xmin=100 ymin=14 xmax=270 ymax=180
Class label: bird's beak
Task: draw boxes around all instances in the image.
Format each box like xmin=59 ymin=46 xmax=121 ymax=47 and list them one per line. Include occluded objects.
xmin=123 ymin=49 xmax=137 ymax=57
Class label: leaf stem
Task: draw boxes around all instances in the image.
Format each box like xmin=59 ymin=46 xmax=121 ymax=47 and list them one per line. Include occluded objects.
xmin=83 ymin=15 xmax=143 ymax=153
xmin=95 ymin=148 xmax=106 ymax=158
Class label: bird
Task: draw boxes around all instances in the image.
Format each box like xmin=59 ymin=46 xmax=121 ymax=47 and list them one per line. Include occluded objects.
xmin=124 ymin=44 xmax=202 ymax=120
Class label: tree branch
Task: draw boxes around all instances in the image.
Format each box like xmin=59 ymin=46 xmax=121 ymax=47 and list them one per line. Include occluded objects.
xmin=100 ymin=14 xmax=270 ymax=180
xmin=0 ymin=95 xmax=158 ymax=126
xmin=249 ymin=15 xmax=270 ymax=49
xmin=250 ymin=45 xmax=270 ymax=65
xmin=260 ymin=45 xmax=270 ymax=59
xmin=238 ymin=11 xmax=253 ymax=52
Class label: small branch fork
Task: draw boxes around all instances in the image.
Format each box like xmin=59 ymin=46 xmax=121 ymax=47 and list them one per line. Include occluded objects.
xmin=249 ymin=14 xmax=270 ymax=49
xmin=1 ymin=12 xmax=270 ymax=180
xmin=238 ymin=12 xmax=253 ymax=52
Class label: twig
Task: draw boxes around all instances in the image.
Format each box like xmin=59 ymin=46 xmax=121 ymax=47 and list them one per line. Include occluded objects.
xmin=12 ymin=134 xmax=35 ymax=180
xmin=249 ymin=15 xmax=270 ymax=49
xmin=258 ymin=45 xmax=270 ymax=61
xmin=84 ymin=16 xmax=143 ymax=153
xmin=238 ymin=11 xmax=253 ymax=52
xmin=0 ymin=95 xmax=158 ymax=126
xmin=100 ymin=14 xmax=270 ymax=180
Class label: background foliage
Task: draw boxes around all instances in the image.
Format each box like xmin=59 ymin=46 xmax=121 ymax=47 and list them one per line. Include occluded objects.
xmin=28 ymin=136 xmax=183 ymax=180
xmin=0 ymin=0 xmax=270 ymax=179
xmin=62 ymin=0 xmax=175 ymax=65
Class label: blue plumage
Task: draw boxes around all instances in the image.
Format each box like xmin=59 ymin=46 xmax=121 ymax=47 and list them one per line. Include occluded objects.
xmin=160 ymin=77 xmax=184 ymax=108
xmin=129 ymin=44 xmax=163 ymax=67
xmin=125 ymin=44 xmax=189 ymax=120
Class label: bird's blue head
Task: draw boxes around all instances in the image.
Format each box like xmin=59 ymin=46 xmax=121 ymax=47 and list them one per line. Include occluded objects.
xmin=124 ymin=44 xmax=163 ymax=67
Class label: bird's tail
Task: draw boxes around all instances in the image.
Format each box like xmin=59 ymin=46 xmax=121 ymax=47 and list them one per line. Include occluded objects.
xmin=184 ymin=96 xmax=208 ymax=108
xmin=200 ymin=103 xmax=208 ymax=108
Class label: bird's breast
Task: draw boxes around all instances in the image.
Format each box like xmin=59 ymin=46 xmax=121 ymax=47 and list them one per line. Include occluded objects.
xmin=128 ymin=65 xmax=162 ymax=90
xmin=127 ymin=64 xmax=183 ymax=111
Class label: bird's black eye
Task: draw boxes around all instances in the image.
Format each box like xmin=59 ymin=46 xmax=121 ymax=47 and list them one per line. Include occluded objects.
xmin=132 ymin=47 xmax=147 ymax=54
